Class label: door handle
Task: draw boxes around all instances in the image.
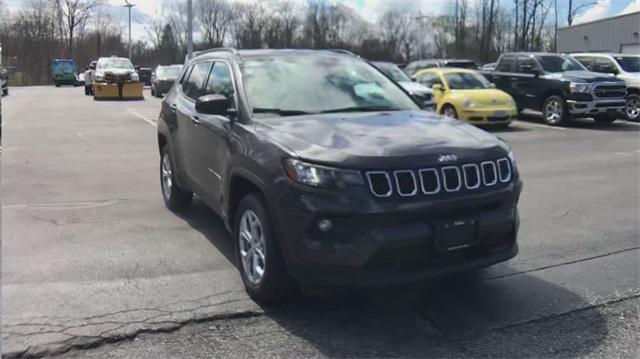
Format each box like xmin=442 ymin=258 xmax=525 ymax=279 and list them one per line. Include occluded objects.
xmin=191 ymin=115 xmax=200 ymax=125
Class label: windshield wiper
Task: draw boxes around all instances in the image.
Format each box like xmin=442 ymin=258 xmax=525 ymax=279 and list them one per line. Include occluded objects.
xmin=252 ymin=108 xmax=314 ymax=116
xmin=319 ymin=106 xmax=400 ymax=114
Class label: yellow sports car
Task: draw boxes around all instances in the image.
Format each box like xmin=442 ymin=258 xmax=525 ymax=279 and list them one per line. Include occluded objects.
xmin=413 ymin=68 xmax=517 ymax=126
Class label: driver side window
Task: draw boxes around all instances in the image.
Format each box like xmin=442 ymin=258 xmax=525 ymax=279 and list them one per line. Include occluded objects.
xmin=203 ymin=62 xmax=235 ymax=104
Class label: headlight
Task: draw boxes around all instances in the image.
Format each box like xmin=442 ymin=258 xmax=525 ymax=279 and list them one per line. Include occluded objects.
xmin=283 ymin=159 xmax=364 ymax=189
xmin=463 ymin=99 xmax=476 ymax=108
xmin=131 ymin=73 xmax=139 ymax=82
xmin=569 ymin=82 xmax=591 ymax=93
xmin=95 ymin=73 xmax=105 ymax=82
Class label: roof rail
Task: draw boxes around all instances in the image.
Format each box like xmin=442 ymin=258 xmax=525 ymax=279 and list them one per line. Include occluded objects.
xmin=192 ymin=47 xmax=238 ymax=58
xmin=328 ymin=49 xmax=359 ymax=57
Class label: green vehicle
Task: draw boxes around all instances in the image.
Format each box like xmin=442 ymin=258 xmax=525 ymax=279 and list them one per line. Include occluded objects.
xmin=51 ymin=59 xmax=79 ymax=87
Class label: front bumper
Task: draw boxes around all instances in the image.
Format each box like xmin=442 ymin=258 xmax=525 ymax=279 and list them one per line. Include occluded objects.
xmin=567 ymin=99 xmax=625 ymax=116
xmin=460 ymin=106 xmax=517 ymax=124
xmin=273 ymin=179 xmax=522 ymax=288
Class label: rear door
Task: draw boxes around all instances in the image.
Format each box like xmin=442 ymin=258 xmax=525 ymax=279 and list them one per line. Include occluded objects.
xmin=192 ymin=61 xmax=237 ymax=211
xmin=494 ymin=56 xmax=516 ymax=96
xmin=175 ymin=60 xmax=214 ymax=190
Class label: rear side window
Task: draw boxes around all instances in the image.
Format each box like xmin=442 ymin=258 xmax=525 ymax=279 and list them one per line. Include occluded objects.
xmin=574 ymin=56 xmax=595 ymax=70
xmin=203 ymin=62 xmax=235 ymax=100
xmin=516 ymin=57 xmax=538 ymax=72
xmin=497 ymin=57 xmax=514 ymax=72
xmin=593 ymin=58 xmax=619 ymax=74
xmin=182 ymin=61 xmax=213 ymax=100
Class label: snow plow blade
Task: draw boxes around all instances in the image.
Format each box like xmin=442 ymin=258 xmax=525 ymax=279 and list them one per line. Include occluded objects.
xmin=121 ymin=82 xmax=144 ymax=100
xmin=92 ymin=83 xmax=119 ymax=100
xmin=92 ymin=82 xmax=144 ymax=100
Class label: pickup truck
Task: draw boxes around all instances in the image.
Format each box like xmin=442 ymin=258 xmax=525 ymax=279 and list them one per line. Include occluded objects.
xmin=482 ymin=52 xmax=627 ymax=125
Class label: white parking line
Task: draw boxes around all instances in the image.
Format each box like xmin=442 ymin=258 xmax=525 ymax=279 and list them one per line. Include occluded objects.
xmin=76 ymin=131 xmax=98 ymax=147
xmin=513 ymin=120 xmax=567 ymax=131
xmin=126 ymin=108 xmax=156 ymax=127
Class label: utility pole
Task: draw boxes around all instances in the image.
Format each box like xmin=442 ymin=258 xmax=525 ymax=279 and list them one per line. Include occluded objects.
xmin=187 ymin=0 xmax=193 ymax=60
xmin=124 ymin=0 xmax=136 ymax=59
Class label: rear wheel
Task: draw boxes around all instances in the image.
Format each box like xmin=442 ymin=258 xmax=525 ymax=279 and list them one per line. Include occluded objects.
xmin=235 ymin=193 xmax=296 ymax=302
xmin=160 ymin=146 xmax=192 ymax=211
xmin=542 ymin=95 xmax=567 ymax=126
xmin=441 ymin=104 xmax=458 ymax=119
xmin=625 ymin=94 xmax=639 ymax=122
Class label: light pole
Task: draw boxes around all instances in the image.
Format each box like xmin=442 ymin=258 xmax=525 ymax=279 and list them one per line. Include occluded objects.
xmin=187 ymin=0 xmax=193 ymax=60
xmin=124 ymin=0 xmax=135 ymax=59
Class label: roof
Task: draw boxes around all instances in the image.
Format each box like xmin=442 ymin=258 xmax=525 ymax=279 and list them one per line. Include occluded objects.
xmin=191 ymin=48 xmax=358 ymax=62
xmin=558 ymin=11 xmax=640 ymax=31
xmin=571 ymin=52 xmax=640 ymax=57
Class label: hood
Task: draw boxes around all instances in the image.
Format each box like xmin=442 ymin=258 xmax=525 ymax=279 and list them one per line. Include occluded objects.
xmin=544 ymin=71 xmax=619 ymax=83
xmin=450 ymin=89 xmax=514 ymax=106
xmin=255 ymin=111 xmax=507 ymax=168
xmin=399 ymin=81 xmax=433 ymax=95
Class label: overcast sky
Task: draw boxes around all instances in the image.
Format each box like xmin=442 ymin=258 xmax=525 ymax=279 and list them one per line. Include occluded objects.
xmin=5 ymin=0 xmax=640 ymax=42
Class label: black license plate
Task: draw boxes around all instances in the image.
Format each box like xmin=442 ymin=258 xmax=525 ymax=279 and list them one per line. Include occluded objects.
xmin=435 ymin=219 xmax=477 ymax=252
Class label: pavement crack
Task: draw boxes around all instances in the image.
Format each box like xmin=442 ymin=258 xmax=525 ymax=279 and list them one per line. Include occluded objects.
xmin=486 ymin=246 xmax=640 ymax=281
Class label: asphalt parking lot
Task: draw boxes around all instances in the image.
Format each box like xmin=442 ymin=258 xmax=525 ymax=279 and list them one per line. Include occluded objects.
xmin=2 ymin=86 xmax=639 ymax=358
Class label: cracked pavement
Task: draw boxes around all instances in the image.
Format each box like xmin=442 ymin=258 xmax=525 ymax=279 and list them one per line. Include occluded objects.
xmin=2 ymin=87 xmax=639 ymax=358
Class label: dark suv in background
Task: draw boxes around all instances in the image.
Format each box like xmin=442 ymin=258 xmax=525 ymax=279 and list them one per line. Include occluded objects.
xmin=157 ymin=48 xmax=522 ymax=302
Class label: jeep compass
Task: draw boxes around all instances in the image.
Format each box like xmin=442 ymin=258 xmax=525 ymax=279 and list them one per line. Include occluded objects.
xmin=157 ymin=49 xmax=522 ymax=302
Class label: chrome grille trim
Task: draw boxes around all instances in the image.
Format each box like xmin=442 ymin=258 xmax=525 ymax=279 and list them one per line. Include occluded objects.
xmin=481 ymin=161 xmax=498 ymax=186
xmin=462 ymin=164 xmax=481 ymax=189
xmin=497 ymin=158 xmax=512 ymax=183
xmin=393 ymin=170 xmax=418 ymax=196
xmin=366 ymin=171 xmax=392 ymax=198
xmin=441 ymin=166 xmax=462 ymax=192
xmin=418 ymin=168 xmax=440 ymax=194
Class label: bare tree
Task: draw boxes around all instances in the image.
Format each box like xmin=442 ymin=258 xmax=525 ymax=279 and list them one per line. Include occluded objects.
xmin=196 ymin=0 xmax=233 ymax=47
xmin=54 ymin=0 xmax=101 ymax=57
xmin=567 ymin=0 xmax=597 ymax=25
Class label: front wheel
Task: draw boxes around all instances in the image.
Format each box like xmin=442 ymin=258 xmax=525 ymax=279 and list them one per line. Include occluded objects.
xmin=235 ymin=193 xmax=296 ymax=302
xmin=542 ymin=95 xmax=568 ymax=126
xmin=625 ymin=94 xmax=640 ymax=122
xmin=160 ymin=146 xmax=193 ymax=211
xmin=441 ymin=104 xmax=458 ymax=119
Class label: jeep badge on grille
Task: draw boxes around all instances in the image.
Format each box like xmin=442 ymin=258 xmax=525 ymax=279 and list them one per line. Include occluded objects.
xmin=438 ymin=154 xmax=458 ymax=162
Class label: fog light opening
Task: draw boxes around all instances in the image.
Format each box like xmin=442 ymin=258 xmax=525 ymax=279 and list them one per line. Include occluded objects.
xmin=318 ymin=219 xmax=333 ymax=232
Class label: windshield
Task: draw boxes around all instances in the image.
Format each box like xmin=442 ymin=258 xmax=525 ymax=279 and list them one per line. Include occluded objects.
xmin=613 ymin=56 xmax=640 ymax=73
xmin=375 ymin=62 xmax=412 ymax=83
xmin=52 ymin=61 xmax=76 ymax=73
xmin=157 ymin=66 xmax=182 ymax=78
xmin=444 ymin=72 xmax=491 ymax=90
xmin=97 ymin=58 xmax=134 ymax=70
xmin=240 ymin=54 xmax=419 ymax=115
xmin=536 ymin=55 xmax=586 ymax=73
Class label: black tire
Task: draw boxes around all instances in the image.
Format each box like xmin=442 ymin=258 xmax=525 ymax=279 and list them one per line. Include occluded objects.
xmin=594 ymin=116 xmax=616 ymax=125
xmin=160 ymin=145 xmax=193 ymax=212
xmin=625 ymin=93 xmax=640 ymax=122
xmin=55 ymin=82 xmax=60 ymax=87
xmin=542 ymin=95 xmax=568 ymax=126
xmin=235 ymin=193 xmax=296 ymax=302
xmin=151 ymin=86 xmax=156 ymax=97
xmin=441 ymin=104 xmax=458 ymax=119
xmin=2 ymin=88 xmax=7 ymax=96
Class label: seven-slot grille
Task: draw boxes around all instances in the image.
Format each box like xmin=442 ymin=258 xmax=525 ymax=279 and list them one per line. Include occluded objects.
xmin=365 ymin=158 xmax=512 ymax=198
xmin=593 ymin=84 xmax=626 ymax=98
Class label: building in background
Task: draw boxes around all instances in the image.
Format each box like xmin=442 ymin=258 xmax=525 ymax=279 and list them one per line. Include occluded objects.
xmin=558 ymin=11 xmax=640 ymax=54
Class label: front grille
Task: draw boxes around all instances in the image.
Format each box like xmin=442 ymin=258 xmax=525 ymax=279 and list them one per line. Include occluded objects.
xmin=105 ymin=73 xmax=131 ymax=83
xmin=594 ymin=84 xmax=626 ymax=98
xmin=365 ymin=157 xmax=512 ymax=198
xmin=595 ymin=102 xmax=625 ymax=108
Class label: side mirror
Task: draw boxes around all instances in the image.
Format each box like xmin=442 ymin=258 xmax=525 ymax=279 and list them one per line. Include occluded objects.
xmin=432 ymin=84 xmax=444 ymax=92
xmin=412 ymin=77 xmax=417 ymax=82
xmin=89 ymin=64 xmax=96 ymax=70
xmin=196 ymin=94 xmax=231 ymax=116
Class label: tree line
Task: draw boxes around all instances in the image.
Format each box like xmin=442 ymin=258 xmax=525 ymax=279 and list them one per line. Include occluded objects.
xmin=0 ymin=0 xmax=595 ymax=86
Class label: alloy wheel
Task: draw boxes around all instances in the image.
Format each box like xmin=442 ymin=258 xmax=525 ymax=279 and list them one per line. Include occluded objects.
xmin=626 ymin=97 xmax=640 ymax=121
xmin=161 ymin=153 xmax=173 ymax=201
xmin=239 ymin=210 xmax=266 ymax=285
xmin=545 ymin=99 xmax=562 ymax=124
